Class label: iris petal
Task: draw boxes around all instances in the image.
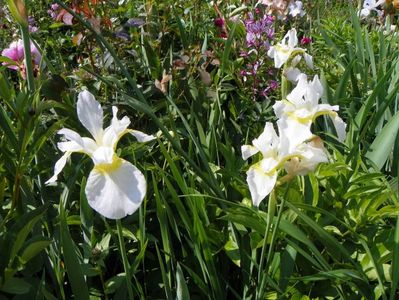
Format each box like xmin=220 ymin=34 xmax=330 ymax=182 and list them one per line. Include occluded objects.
xmin=77 ymin=91 xmax=104 ymax=141
xmin=247 ymin=164 xmax=277 ymax=207
xmin=86 ymin=159 xmax=147 ymax=219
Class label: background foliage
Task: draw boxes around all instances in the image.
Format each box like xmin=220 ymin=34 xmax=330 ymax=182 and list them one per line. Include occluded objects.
xmin=0 ymin=0 xmax=398 ymax=299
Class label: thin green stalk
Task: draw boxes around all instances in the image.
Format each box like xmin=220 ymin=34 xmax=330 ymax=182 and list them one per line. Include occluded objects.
xmin=20 ymin=24 xmax=35 ymax=93
xmin=116 ymin=219 xmax=134 ymax=299
xmin=256 ymin=190 xmax=276 ymax=295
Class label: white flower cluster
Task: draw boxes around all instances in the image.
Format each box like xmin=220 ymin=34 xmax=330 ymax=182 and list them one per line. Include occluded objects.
xmin=360 ymin=0 xmax=385 ymax=18
xmin=242 ymin=29 xmax=346 ymax=207
xmin=258 ymin=0 xmax=306 ymax=19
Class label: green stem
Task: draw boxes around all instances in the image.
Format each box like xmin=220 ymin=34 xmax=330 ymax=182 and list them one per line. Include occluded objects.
xmin=20 ymin=24 xmax=35 ymax=93
xmin=116 ymin=219 xmax=134 ymax=299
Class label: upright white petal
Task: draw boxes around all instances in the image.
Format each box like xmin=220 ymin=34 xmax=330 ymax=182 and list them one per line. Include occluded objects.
xmin=304 ymin=53 xmax=314 ymax=70
xmin=46 ymin=152 xmax=72 ymax=184
xmin=246 ymin=164 xmax=277 ymax=207
xmin=91 ymin=146 xmax=115 ymax=165
xmin=286 ymin=28 xmax=298 ymax=48
xmin=103 ymin=106 xmax=131 ymax=148
xmin=252 ymin=123 xmax=279 ymax=156
xmin=77 ymin=91 xmax=104 ymax=141
xmin=86 ymin=159 xmax=147 ymax=219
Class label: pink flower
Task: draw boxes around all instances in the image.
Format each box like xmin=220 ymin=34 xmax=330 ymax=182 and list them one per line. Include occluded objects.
xmin=300 ymin=36 xmax=312 ymax=45
xmin=1 ymin=39 xmax=41 ymax=71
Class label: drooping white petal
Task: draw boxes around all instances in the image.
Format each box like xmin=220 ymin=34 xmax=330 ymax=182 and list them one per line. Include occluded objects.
xmin=45 ymin=152 xmax=71 ymax=184
xmin=129 ymin=130 xmax=156 ymax=143
xmin=58 ymin=128 xmax=85 ymax=146
xmin=85 ymin=159 xmax=147 ymax=219
xmin=246 ymin=164 xmax=277 ymax=207
xmin=241 ymin=145 xmax=259 ymax=160
xmin=284 ymin=67 xmax=302 ymax=82
xmin=77 ymin=90 xmax=104 ymax=141
xmin=57 ymin=129 xmax=97 ymax=155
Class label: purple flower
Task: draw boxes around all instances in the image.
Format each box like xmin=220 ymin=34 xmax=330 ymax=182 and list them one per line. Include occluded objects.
xmin=244 ymin=13 xmax=275 ymax=49
xmin=28 ymin=16 xmax=39 ymax=33
xmin=2 ymin=39 xmax=41 ymax=71
xmin=214 ymin=17 xmax=224 ymax=27
xmin=125 ymin=18 xmax=145 ymax=27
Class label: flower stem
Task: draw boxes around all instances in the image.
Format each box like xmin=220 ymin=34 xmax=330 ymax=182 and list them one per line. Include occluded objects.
xmin=20 ymin=24 xmax=35 ymax=93
xmin=116 ymin=219 xmax=134 ymax=299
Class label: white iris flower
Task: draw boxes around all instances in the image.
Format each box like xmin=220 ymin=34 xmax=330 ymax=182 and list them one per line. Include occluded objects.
xmin=273 ymin=73 xmax=347 ymax=143
xmin=46 ymin=90 xmax=155 ymax=219
xmin=360 ymin=0 xmax=385 ymax=18
xmin=242 ymin=121 xmax=329 ymax=207
xmin=267 ymin=28 xmax=313 ymax=70
xmin=241 ymin=123 xmax=282 ymax=207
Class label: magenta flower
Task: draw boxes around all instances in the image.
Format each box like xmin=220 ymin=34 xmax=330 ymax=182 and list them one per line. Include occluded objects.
xmin=300 ymin=36 xmax=312 ymax=45
xmin=1 ymin=39 xmax=41 ymax=71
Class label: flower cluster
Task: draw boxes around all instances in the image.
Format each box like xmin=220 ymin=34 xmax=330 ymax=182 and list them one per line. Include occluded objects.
xmin=240 ymin=8 xmax=278 ymax=99
xmin=242 ymin=28 xmax=346 ymax=206
xmin=267 ymin=28 xmax=313 ymax=82
xmin=46 ymin=91 xmax=155 ymax=219
xmin=258 ymin=0 xmax=306 ymax=19
xmin=360 ymin=0 xmax=385 ymax=18
xmin=1 ymin=39 xmax=41 ymax=77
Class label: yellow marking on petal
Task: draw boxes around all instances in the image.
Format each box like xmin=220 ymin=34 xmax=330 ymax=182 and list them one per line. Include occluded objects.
xmin=94 ymin=157 xmax=123 ymax=173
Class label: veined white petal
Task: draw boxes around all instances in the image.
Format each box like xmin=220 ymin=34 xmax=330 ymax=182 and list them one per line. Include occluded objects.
xmin=129 ymin=130 xmax=156 ymax=143
xmin=45 ymin=152 xmax=71 ymax=184
xmin=241 ymin=145 xmax=259 ymax=160
xmin=91 ymin=146 xmax=115 ymax=165
xmin=77 ymin=90 xmax=104 ymax=141
xmin=246 ymin=164 xmax=277 ymax=207
xmin=86 ymin=159 xmax=147 ymax=219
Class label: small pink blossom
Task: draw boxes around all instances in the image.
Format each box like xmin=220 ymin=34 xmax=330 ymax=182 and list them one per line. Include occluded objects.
xmin=1 ymin=39 xmax=41 ymax=72
xmin=300 ymin=36 xmax=312 ymax=45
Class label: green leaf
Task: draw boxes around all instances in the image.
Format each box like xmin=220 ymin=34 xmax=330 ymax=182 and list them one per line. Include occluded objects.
xmin=20 ymin=237 xmax=52 ymax=263
xmin=0 ymin=277 xmax=31 ymax=295
xmin=60 ymin=206 xmax=90 ymax=300
xmin=366 ymin=110 xmax=399 ymax=170
xmin=176 ymin=263 xmax=190 ymax=300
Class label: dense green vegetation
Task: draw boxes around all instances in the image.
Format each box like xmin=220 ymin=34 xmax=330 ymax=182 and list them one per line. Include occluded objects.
xmin=0 ymin=0 xmax=398 ymax=299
